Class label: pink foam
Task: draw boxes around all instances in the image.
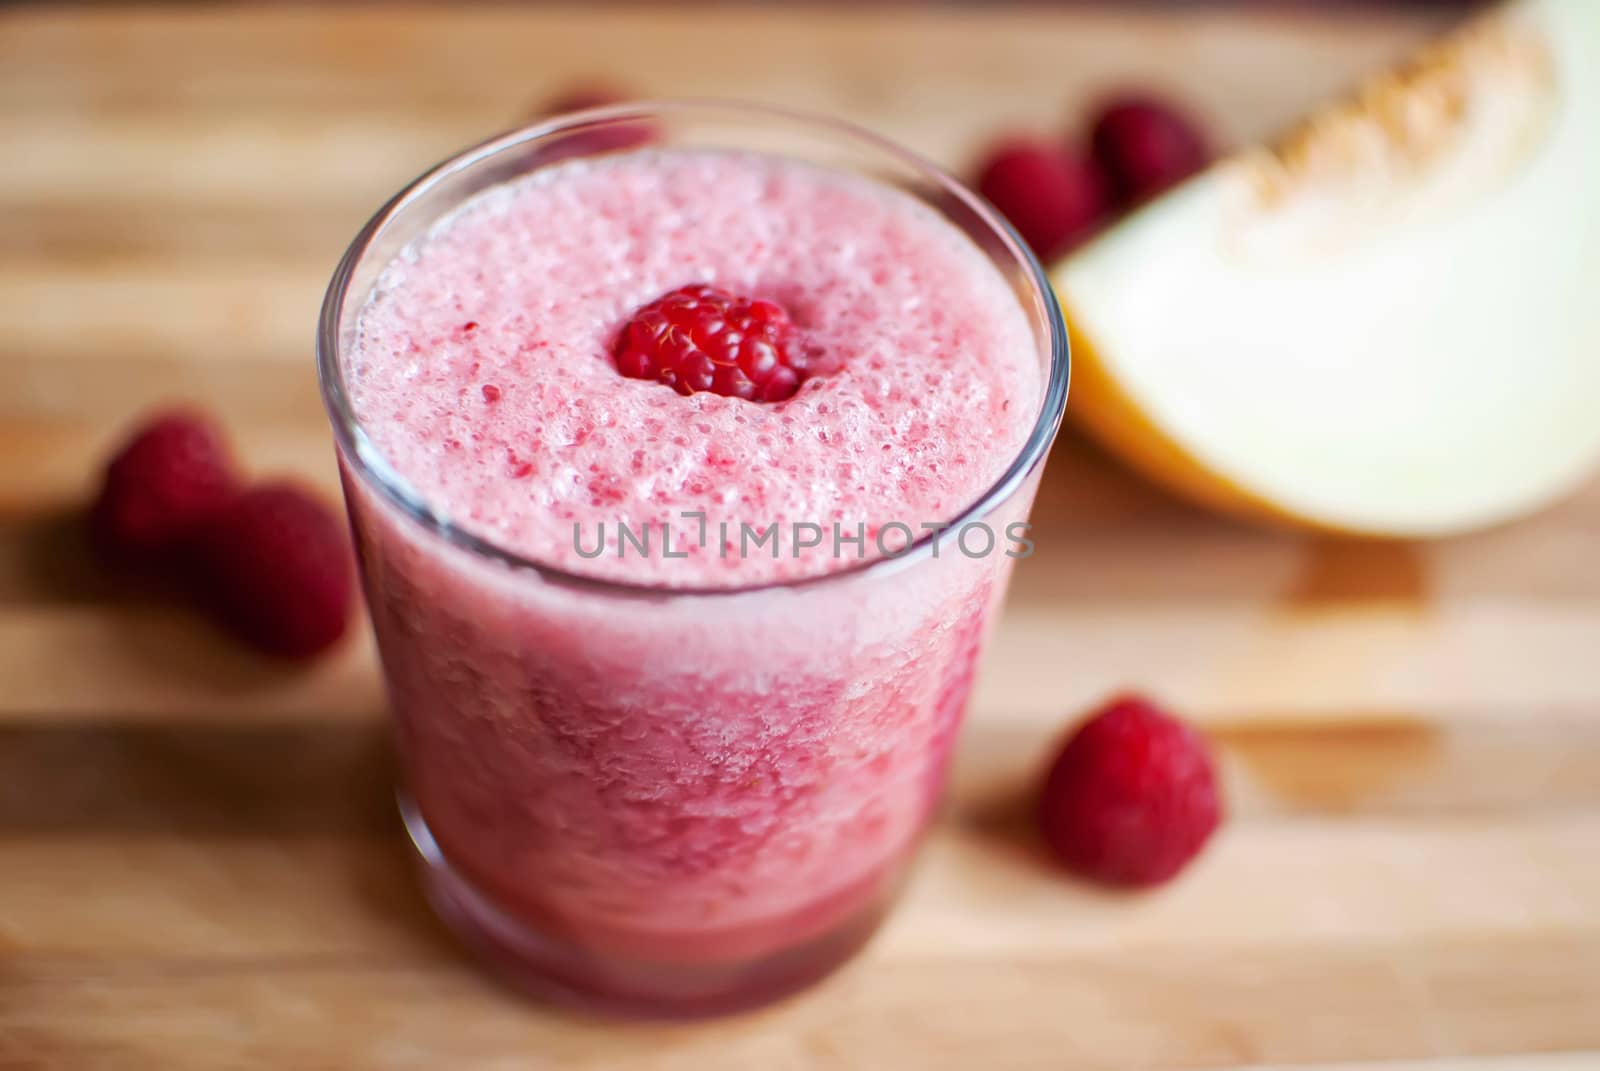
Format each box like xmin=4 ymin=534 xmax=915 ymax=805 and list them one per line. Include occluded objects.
xmin=348 ymin=150 xmax=1038 ymax=585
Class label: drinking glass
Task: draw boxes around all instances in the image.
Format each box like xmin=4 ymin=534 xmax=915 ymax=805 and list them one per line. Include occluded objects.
xmin=318 ymin=101 xmax=1069 ymax=1017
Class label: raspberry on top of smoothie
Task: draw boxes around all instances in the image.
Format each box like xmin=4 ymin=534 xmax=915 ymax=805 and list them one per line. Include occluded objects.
xmin=614 ymin=284 xmax=817 ymax=402
xmin=349 ymin=149 xmax=1041 ymax=586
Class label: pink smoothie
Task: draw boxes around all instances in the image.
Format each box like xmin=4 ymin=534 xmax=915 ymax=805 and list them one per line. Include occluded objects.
xmin=339 ymin=148 xmax=1046 ymax=1005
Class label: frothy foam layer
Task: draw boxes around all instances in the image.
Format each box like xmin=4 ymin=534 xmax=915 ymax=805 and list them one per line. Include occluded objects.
xmin=349 ymin=149 xmax=1040 ymax=585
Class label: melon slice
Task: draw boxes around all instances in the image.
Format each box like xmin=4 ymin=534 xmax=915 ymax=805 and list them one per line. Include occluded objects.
xmin=1053 ymin=0 xmax=1600 ymax=536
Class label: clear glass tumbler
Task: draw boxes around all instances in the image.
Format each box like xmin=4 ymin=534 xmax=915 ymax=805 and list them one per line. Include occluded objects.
xmin=318 ymin=102 xmax=1069 ymax=1017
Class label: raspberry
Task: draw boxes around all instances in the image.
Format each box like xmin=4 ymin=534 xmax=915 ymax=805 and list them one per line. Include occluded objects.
xmin=974 ymin=137 xmax=1111 ymax=262
xmin=533 ymin=83 xmax=656 ymax=156
xmin=91 ymin=410 xmax=239 ymax=563
xmin=614 ymin=284 xmax=813 ymax=402
xmin=186 ymin=483 xmax=355 ymax=659
xmin=540 ymin=85 xmax=631 ymax=116
xmin=1088 ymin=96 xmax=1212 ymax=205
xmin=1038 ymin=695 xmax=1222 ymax=887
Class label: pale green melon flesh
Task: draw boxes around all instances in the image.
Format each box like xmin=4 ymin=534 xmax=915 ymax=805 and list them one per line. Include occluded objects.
xmin=1055 ymin=0 xmax=1600 ymax=536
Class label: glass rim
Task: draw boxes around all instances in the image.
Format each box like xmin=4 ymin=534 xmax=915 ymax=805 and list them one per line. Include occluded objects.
xmin=317 ymin=98 xmax=1070 ymax=601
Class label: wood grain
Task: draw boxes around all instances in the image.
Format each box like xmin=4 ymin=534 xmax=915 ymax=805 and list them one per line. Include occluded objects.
xmin=4 ymin=4 xmax=1598 ymax=1069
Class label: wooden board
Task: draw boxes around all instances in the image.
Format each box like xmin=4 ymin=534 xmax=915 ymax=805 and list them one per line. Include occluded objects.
xmin=4 ymin=5 xmax=1599 ymax=1069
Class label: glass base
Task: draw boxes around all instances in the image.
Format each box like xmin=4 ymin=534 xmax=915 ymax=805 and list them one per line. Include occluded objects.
xmin=400 ymin=794 xmax=894 ymax=1019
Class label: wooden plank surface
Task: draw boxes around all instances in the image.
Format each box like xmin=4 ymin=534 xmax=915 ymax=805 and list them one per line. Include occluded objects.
xmin=4 ymin=4 xmax=1599 ymax=1069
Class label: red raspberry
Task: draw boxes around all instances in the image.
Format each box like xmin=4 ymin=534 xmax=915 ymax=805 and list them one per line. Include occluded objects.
xmin=974 ymin=137 xmax=1111 ymax=262
xmin=1088 ymin=95 xmax=1212 ymax=205
xmin=91 ymin=410 xmax=239 ymax=563
xmin=540 ymin=84 xmax=631 ymax=116
xmin=187 ymin=483 xmax=355 ymax=659
xmin=1038 ymin=695 xmax=1222 ymax=887
xmin=614 ymin=284 xmax=812 ymax=402
xmin=533 ymin=83 xmax=656 ymax=156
